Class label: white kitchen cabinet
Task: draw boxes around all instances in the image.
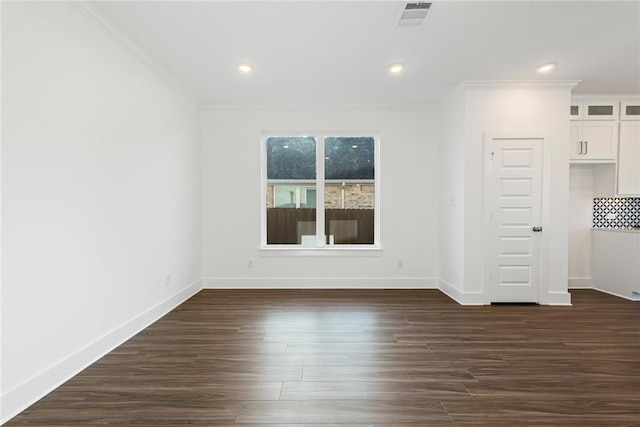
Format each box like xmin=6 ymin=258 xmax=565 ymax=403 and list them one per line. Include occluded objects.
xmin=570 ymin=100 xmax=619 ymax=120
xmin=570 ymin=102 xmax=580 ymax=120
xmin=620 ymin=101 xmax=640 ymax=120
xmin=592 ymin=229 xmax=640 ymax=300
xmin=570 ymin=121 xmax=618 ymax=162
xmin=617 ymin=121 xmax=640 ymax=195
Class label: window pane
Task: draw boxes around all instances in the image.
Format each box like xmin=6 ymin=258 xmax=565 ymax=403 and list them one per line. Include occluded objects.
xmin=626 ymin=105 xmax=640 ymax=116
xmin=266 ymin=137 xmax=316 ymax=179
xmin=325 ymin=137 xmax=374 ymax=180
xmin=266 ymin=137 xmax=317 ymax=245
xmin=587 ymin=105 xmax=613 ymax=116
xmin=324 ymin=137 xmax=375 ymax=245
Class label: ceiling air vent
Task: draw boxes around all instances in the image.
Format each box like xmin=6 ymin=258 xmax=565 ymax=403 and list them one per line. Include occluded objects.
xmin=398 ymin=2 xmax=431 ymax=26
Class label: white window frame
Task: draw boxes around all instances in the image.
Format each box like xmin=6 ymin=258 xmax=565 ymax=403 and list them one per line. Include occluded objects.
xmin=260 ymin=132 xmax=381 ymax=255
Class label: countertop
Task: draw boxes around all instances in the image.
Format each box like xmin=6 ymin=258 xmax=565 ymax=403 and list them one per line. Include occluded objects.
xmin=593 ymin=227 xmax=640 ymax=234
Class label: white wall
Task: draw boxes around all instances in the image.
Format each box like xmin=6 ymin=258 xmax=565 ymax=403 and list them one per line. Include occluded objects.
xmin=440 ymin=84 xmax=574 ymax=304
xmin=201 ymin=108 xmax=440 ymax=288
xmin=1 ymin=2 xmax=201 ymax=422
xmin=465 ymin=87 xmax=573 ymax=305
xmin=439 ymin=92 xmax=466 ymax=292
xmin=568 ymin=165 xmax=594 ymax=286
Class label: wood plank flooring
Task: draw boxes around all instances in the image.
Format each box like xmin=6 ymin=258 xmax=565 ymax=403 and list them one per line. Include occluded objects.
xmin=6 ymin=289 xmax=640 ymax=426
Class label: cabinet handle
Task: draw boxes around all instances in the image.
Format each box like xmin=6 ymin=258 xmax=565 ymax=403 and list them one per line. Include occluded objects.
xmin=579 ymin=141 xmax=583 ymax=154
xmin=584 ymin=140 xmax=588 ymax=155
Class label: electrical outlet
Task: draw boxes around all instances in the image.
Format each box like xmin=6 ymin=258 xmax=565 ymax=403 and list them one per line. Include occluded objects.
xmin=165 ymin=274 xmax=171 ymax=286
xmin=397 ymin=260 xmax=403 ymax=269
xmin=605 ymin=213 xmax=617 ymax=220
xmin=248 ymin=260 xmax=254 ymax=269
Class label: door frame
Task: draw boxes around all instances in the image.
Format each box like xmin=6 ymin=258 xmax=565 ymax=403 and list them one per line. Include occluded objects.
xmin=482 ymin=130 xmax=550 ymax=304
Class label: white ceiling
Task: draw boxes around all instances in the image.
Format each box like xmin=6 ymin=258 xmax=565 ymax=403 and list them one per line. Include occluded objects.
xmin=90 ymin=1 xmax=640 ymax=107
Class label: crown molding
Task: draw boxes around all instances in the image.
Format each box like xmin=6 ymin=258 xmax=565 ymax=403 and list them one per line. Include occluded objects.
xmin=443 ymin=80 xmax=582 ymax=106
xmin=71 ymin=1 xmax=200 ymax=108
xmin=571 ymin=94 xmax=640 ymax=101
xmin=457 ymin=80 xmax=582 ymax=91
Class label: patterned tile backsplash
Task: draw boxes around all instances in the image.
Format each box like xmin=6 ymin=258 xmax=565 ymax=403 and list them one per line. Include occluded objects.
xmin=593 ymin=198 xmax=640 ymax=228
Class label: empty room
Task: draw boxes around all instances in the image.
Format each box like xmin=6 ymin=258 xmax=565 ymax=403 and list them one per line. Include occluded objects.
xmin=2 ymin=1 xmax=640 ymax=425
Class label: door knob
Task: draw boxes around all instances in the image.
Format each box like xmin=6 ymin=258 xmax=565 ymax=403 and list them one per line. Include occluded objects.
xmin=532 ymin=226 xmax=542 ymax=232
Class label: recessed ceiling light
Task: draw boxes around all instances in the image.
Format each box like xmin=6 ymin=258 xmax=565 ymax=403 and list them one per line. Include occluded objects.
xmin=536 ymin=62 xmax=556 ymax=73
xmin=237 ymin=62 xmax=254 ymax=74
xmin=388 ymin=63 xmax=405 ymax=74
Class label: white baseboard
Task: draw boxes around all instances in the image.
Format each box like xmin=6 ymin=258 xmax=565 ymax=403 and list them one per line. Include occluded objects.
xmin=592 ymin=287 xmax=634 ymax=301
xmin=437 ymin=279 xmax=486 ymax=305
xmin=568 ymin=277 xmax=593 ymax=289
xmin=202 ymin=277 xmax=438 ymax=289
xmin=544 ymin=291 xmax=573 ymax=305
xmin=204 ymin=277 xmax=493 ymax=306
xmin=438 ymin=280 xmax=573 ymax=306
xmin=0 ymin=280 xmax=202 ymax=425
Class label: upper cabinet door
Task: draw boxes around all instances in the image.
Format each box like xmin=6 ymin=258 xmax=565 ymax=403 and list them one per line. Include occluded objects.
xmin=581 ymin=121 xmax=619 ymax=160
xmin=620 ymin=101 xmax=640 ymax=121
xmin=570 ymin=121 xmax=619 ymax=162
xmin=569 ymin=122 xmax=583 ymax=158
xmin=570 ymin=101 xmax=583 ymax=120
xmin=570 ymin=101 xmax=619 ymax=120
xmin=583 ymin=101 xmax=619 ymax=120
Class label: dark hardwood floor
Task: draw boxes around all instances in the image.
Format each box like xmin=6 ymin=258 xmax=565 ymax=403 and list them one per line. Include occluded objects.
xmin=7 ymin=289 xmax=640 ymax=426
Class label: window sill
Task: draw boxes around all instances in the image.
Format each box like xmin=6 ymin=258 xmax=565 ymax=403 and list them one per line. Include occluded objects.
xmin=259 ymin=246 xmax=383 ymax=257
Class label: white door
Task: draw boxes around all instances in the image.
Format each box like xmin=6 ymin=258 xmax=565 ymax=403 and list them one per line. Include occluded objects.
xmin=484 ymin=135 xmax=543 ymax=303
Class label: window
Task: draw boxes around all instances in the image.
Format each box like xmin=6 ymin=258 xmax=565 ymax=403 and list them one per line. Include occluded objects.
xmin=262 ymin=134 xmax=379 ymax=249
